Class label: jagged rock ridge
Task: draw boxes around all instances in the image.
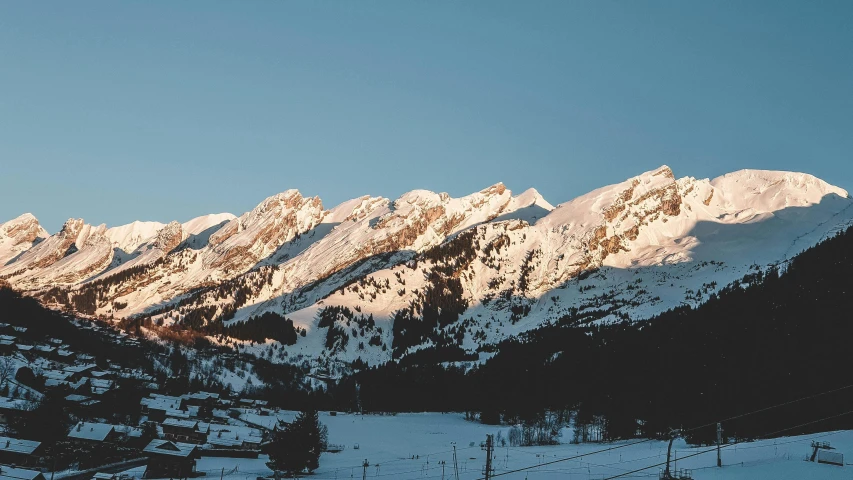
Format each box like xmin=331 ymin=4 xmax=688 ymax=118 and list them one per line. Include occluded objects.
xmin=1 ymin=167 xmax=850 ymax=373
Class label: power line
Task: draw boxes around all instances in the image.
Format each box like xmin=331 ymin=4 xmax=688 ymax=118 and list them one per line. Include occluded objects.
xmin=600 ymin=408 xmax=853 ymax=480
xmin=680 ymin=382 xmax=853 ymax=434
xmin=475 ymin=438 xmax=658 ymax=479
xmin=473 ymin=381 xmax=853 ymax=479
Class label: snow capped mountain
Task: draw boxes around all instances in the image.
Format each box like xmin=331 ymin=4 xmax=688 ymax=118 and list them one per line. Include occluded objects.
xmin=205 ymin=190 xmax=325 ymax=273
xmin=1 ymin=166 xmax=850 ymax=371
xmin=106 ymin=221 xmax=167 ymax=254
xmin=0 ymin=213 xmax=48 ymax=266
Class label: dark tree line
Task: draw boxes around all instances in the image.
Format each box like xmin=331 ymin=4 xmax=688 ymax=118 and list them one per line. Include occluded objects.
xmin=206 ymin=311 xmax=301 ymax=345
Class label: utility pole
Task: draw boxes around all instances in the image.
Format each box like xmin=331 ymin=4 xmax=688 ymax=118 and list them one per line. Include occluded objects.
xmin=362 ymin=459 xmax=368 ymax=480
xmin=440 ymin=460 xmax=446 ymax=480
xmin=452 ymin=443 xmax=460 ymax=480
xmin=717 ymin=422 xmax=723 ymax=467
xmin=482 ymin=434 xmax=494 ymax=480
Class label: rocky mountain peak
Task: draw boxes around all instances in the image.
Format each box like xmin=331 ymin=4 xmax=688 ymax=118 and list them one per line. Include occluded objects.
xmin=0 ymin=213 xmax=49 ymax=265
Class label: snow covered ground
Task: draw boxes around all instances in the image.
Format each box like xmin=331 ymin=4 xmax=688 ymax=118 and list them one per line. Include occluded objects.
xmin=128 ymin=412 xmax=853 ymax=480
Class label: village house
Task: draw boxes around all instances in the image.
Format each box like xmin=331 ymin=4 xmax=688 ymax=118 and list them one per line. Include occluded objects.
xmin=0 ymin=397 xmax=29 ymax=425
xmin=0 ymin=437 xmax=42 ymax=467
xmin=67 ymin=422 xmax=121 ymax=445
xmin=42 ymin=369 xmax=73 ymax=388
xmin=161 ymin=419 xmax=209 ymax=444
xmin=142 ymin=440 xmax=199 ymax=479
xmin=55 ymin=349 xmax=75 ymax=363
xmin=62 ymin=364 xmax=97 ymax=382
xmin=141 ymin=394 xmax=186 ymax=422
xmin=64 ymin=394 xmax=101 ymax=415
xmin=0 ymin=465 xmax=45 ymax=480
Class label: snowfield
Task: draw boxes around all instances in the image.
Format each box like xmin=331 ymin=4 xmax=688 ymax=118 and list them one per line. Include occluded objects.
xmin=126 ymin=412 xmax=853 ymax=479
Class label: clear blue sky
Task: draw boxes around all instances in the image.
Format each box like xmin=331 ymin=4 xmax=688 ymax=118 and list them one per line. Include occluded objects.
xmin=1 ymin=1 xmax=851 ymax=232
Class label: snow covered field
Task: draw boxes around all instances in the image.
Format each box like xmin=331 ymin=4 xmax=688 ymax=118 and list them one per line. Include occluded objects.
xmin=129 ymin=412 xmax=853 ymax=480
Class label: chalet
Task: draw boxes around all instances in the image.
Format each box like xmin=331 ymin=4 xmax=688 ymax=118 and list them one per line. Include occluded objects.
xmin=161 ymin=419 xmax=208 ymax=444
xmin=0 ymin=397 xmax=29 ymax=424
xmin=0 ymin=437 xmax=41 ymax=467
xmin=67 ymin=422 xmax=120 ymax=444
xmin=62 ymin=364 xmax=97 ymax=382
xmin=42 ymin=370 xmax=73 ymax=388
xmin=141 ymin=394 xmax=186 ymax=422
xmin=65 ymin=394 xmax=101 ymax=414
xmin=0 ymin=465 xmax=45 ymax=480
xmin=87 ymin=378 xmax=115 ymax=396
xmin=182 ymin=392 xmax=219 ymax=407
xmin=55 ymin=349 xmax=75 ymax=363
xmin=15 ymin=345 xmax=33 ymax=358
xmin=207 ymin=425 xmax=263 ymax=451
xmin=114 ymin=426 xmax=145 ymax=448
xmin=142 ymin=440 xmax=199 ymax=479
xmin=33 ymin=345 xmax=55 ymax=358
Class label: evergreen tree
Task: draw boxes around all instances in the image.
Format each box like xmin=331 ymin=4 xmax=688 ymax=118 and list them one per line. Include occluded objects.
xmin=264 ymin=410 xmax=328 ymax=476
xmin=9 ymin=390 xmax=70 ymax=442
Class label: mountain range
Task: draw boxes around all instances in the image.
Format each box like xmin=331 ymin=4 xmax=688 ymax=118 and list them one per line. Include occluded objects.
xmin=2 ymin=166 xmax=851 ymax=372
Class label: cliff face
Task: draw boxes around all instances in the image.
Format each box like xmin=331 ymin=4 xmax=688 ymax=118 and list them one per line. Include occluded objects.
xmin=0 ymin=213 xmax=48 ymax=266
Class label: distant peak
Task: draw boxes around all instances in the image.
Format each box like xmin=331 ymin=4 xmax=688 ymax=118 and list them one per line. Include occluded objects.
xmin=2 ymin=213 xmax=40 ymax=226
xmin=515 ymin=188 xmax=555 ymax=211
xmin=60 ymin=218 xmax=86 ymax=232
xmin=711 ymin=169 xmax=849 ymax=200
xmin=480 ymin=182 xmax=507 ymax=196
xmin=648 ymin=165 xmax=675 ymax=180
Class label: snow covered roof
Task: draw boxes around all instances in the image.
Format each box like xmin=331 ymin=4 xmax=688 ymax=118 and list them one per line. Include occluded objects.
xmin=89 ymin=378 xmax=113 ymax=388
xmin=0 ymin=465 xmax=44 ymax=480
xmin=162 ymin=418 xmax=198 ymax=430
xmin=67 ymin=422 xmax=115 ymax=442
xmin=63 ymin=363 xmax=97 ymax=374
xmin=143 ymin=439 xmax=198 ymax=458
xmin=141 ymin=394 xmax=183 ymax=410
xmin=165 ymin=409 xmax=191 ymax=419
xmin=183 ymin=391 xmax=220 ymax=401
xmin=207 ymin=437 xmax=242 ymax=447
xmin=0 ymin=436 xmax=40 ymax=455
xmin=0 ymin=396 xmax=29 ymax=412
xmin=42 ymin=370 xmax=71 ymax=381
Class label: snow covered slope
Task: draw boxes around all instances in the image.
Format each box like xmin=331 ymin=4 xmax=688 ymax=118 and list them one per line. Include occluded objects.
xmin=144 ymin=166 xmax=852 ymax=371
xmin=1 ymin=166 xmax=851 ymax=370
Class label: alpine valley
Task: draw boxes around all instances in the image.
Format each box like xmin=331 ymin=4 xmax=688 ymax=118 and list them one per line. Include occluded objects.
xmin=2 ymin=166 xmax=852 ymax=375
